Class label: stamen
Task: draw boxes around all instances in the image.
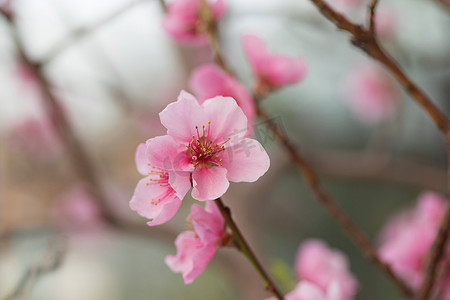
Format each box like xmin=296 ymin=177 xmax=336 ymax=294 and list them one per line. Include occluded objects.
xmin=186 ymin=122 xmax=230 ymax=167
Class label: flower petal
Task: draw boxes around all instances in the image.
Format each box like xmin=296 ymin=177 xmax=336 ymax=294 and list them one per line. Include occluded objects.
xmin=135 ymin=143 xmax=151 ymax=176
xmin=129 ymin=177 xmax=181 ymax=226
xmin=242 ymin=34 xmax=267 ymax=74
xmin=189 ymin=64 xmax=256 ymax=134
xmin=221 ymin=138 xmax=270 ymax=182
xmin=190 ymin=203 xmax=224 ymax=244
xmin=168 ymin=170 xmax=192 ymax=199
xmin=184 ymin=244 xmax=217 ymax=284
xmin=202 ymin=96 xmax=248 ymax=144
xmin=265 ymin=55 xmax=307 ymax=87
xmin=146 ymin=135 xmax=192 ymax=172
xmin=159 ymin=91 xmax=207 ymax=143
xmin=191 ymin=167 xmax=229 ymax=201
xmin=165 ymin=231 xmax=200 ymax=275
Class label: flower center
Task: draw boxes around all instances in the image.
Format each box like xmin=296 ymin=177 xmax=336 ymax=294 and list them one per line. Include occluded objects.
xmin=186 ymin=122 xmax=229 ymax=168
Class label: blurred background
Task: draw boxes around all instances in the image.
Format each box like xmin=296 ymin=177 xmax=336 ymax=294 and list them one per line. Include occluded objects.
xmin=0 ymin=0 xmax=449 ymax=299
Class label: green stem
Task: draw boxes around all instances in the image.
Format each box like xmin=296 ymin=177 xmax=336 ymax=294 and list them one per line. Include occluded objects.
xmin=214 ymin=198 xmax=284 ymax=300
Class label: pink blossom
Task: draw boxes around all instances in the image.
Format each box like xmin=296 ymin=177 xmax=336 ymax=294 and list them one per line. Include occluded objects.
xmin=267 ymin=281 xmax=327 ymax=300
xmin=378 ymin=192 xmax=450 ymax=294
xmin=146 ymin=90 xmax=270 ymax=201
xmin=165 ymin=201 xmax=226 ymax=284
xmin=345 ymin=62 xmax=399 ymax=124
xmin=189 ymin=63 xmax=256 ymax=133
xmin=162 ymin=0 xmax=226 ymax=45
xmin=295 ymin=239 xmax=358 ymax=300
xmin=6 ymin=117 xmax=61 ymax=159
xmin=242 ymin=34 xmax=307 ymax=93
xmin=129 ymin=143 xmax=191 ymax=226
xmin=375 ymin=7 xmax=397 ymax=39
xmin=53 ymin=184 xmax=102 ymax=230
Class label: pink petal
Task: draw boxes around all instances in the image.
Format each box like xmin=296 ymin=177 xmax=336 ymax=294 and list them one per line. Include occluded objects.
xmin=189 ymin=64 xmax=256 ymax=133
xmin=165 ymin=231 xmax=201 ymax=275
xmin=265 ymin=55 xmax=307 ymax=87
xmin=295 ymin=239 xmax=358 ymax=299
xmin=135 ymin=143 xmax=151 ymax=176
xmin=291 ymin=281 xmax=327 ymax=300
xmin=129 ymin=177 xmax=181 ymax=226
xmin=415 ymin=192 xmax=446 ymax=224
xmin=165 ymin=231 xmax=217 ymax=284
xmin=190 ymin=64 xmax=229 ymax=102
xmin=242 ymin=34 xmax=268 ymax=74
xmin=201 ymin=96 xmax=249 ymax=144
xmin=220 ymin=138 xmax=270 ymax=182
xmin=191 ymin=167 xmax=229 ymax=201
xmin=159 ymin=91 xmax=207 ymax=143
xmin=167 ymin=0 xmax=200 ymax=17
xmin=183 ymin=244 xmax=217 ymax=284
xmin=266 ymin=282 xmax=326 ymax=300
xmin=146 ymin=135 xmax=192 ymax=172
xmin=168 ymin=170 xmax=192 ymax=200
xmin=209 ymin=0 xmax=226 ymax=19
xmin=190 ymin=203 xmax=224 ymax=244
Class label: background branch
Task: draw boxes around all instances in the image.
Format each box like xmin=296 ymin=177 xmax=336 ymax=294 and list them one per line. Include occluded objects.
xmin=197 ymin=5 xmax=413 ymax=297
xmin=39 ymin=0 xmax=147 ymax=66
xmin=0 ymin=6 xmax=177 ymax=246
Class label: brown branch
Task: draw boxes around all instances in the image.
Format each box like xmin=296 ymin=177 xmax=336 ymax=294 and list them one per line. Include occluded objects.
xmin=414 ymin=139 xmax=450 ymax=300
xmin=39 ymin=0 xmax=146 ymax=66
xmin=257 ymin=108 xmax=413 ymax=297
xmin=0 ymin=8 xmax=178 ymax=244
xmin=431 ymin=0 xmax=450 ymax=11
xmin=158 ymin=0 xmax=167 ymax=12
xmin=215 ymin=198 xmax=284 ymax=300
xmin=306 ymin=1 xmax=450 ymax=298
xmin=368 ymin=0 xmax=380 ymax=35
xmin=308 ymin=0 xmax=450 ymax=134
xmin=199 ymin=6 xmax=413 ymax=297
xmin=2 ymin=239 xmax=65 ymax=300
xmin=307 ymin=150 xmax=446 ymax=194
xmin=415 ymin=204 xmax=450 ymax=300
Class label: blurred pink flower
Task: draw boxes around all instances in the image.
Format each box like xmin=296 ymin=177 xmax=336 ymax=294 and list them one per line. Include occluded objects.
xmin=378 ymin=192 xmax=450 ymax=295
xmin=162 ymin=0 xmax=226 ymax=45
xmin=14 ymin=60 xmax=37 ymax=84
xmin=242 ymin=34 xmax=307 ymax=93
xmin=165 ymin=201 xmax=227 ymax=284
xmin=267 ymin=281 xmax=327 ymax=300
xmin=146 ymin=90 xmax=270 ymax=201
xmin=346 ymin=62 xmax=399 ymax=124
xmin=6 ymin=117 xmax=61 ymax=159
xmin=130 ymin=143 xmax=191 ymax=226
xmin=189 ymin=63 xmax=256 ymax=133
xmin=295 ymin=239 xmax=358 ymax=300
xmin=53 ymin=184 xmax=101 ymax=230
xmin=375 ymin=7 xmax=397 ymax=39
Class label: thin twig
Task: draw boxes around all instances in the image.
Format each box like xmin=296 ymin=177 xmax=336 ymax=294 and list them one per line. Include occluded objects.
xmin=2 ymin=239 xmax=66 ymax=300
xmin=308 ymin=0 xmax=450 ymax=134
xmin=306 ymin=150 xmax=446 ymax=194
xmin=368 ymin=0 xmax=380 ymax=35
xmin=39 ymin=0 xmax=146 ymax=66
xmin=0 ymin=8 xmax=178 ymax=244
xmin=305 ymin=2 xmax=450 ymax=298
xmin=414 ymin=139 xmax=450 ymax=300
xmin=158 ymin=0 xmax=167 ymax=12
xmin=257 ymin=108 xmax=413 ymax=297
xmin=416 ymin=207 xmax=450 ymax=300
xmin=215 ymin=198 xmax=284 ymax=300
xmin=431 ymin=0 xmax=450 ymax=10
